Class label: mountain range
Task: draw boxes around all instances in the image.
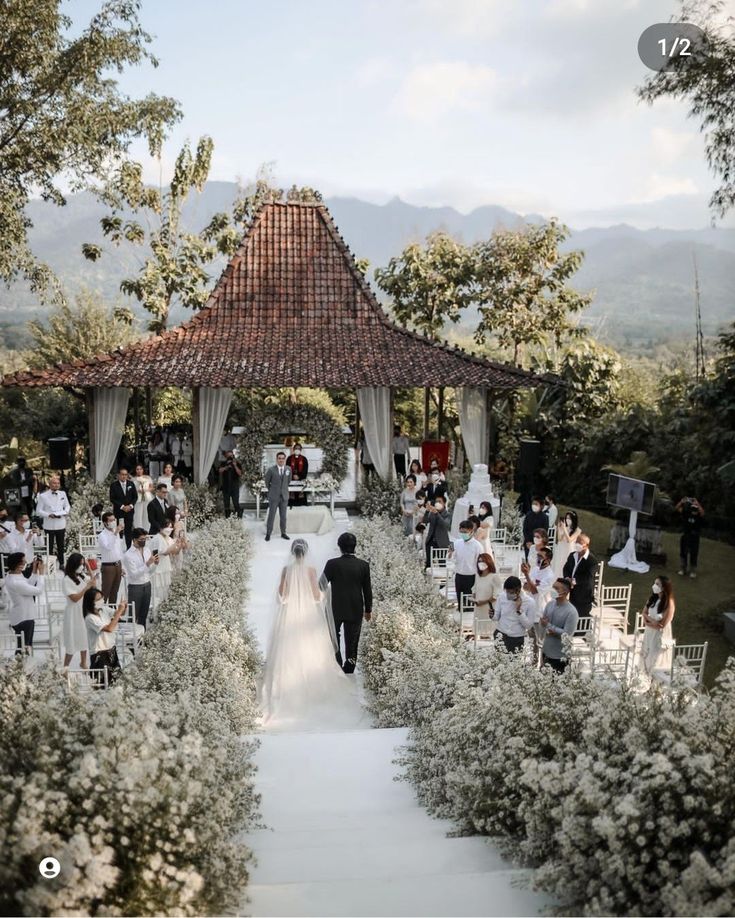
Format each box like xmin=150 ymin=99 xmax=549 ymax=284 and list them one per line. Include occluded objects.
xmin=1 ymin=181 xmax=733 ymax=351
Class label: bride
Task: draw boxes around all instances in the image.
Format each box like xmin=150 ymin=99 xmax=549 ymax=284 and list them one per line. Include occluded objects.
xmin=260 ymin=538 xmax=358 ymax=728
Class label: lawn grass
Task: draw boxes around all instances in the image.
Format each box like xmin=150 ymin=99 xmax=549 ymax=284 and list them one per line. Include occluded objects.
xmin=571 ymin=506 xmax=735 ymax=686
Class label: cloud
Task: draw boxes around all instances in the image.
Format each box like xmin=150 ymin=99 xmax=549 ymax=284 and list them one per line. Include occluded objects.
xmin=354 ymin=57 xmax=397 ymax=88
xmin=650 ymin=126 xmax=701 ymax=165
xmin=392 ymin=60 xmax=500 ymax=122
xmin=634 ymin=172 xmax=700 ymax=202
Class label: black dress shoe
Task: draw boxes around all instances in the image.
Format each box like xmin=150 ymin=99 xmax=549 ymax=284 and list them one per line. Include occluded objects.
xmin=265 ymin=535 xmax=271 ymax=541
xmin=281 ymin=533 xmax=290 ymax=539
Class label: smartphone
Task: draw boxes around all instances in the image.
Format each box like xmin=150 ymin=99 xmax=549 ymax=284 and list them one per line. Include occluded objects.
xmin=152 ymin=548 xmax=159 ymax=557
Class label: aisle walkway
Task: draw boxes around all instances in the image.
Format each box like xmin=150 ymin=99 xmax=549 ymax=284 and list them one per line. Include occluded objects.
xmin=241 ymin=515 xmax=549 ymax=917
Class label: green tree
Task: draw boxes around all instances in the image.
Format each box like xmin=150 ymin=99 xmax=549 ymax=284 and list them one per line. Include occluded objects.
xmin=471 ymin=220 xmax=592 ymax=367
xmin=638 ymin=1 xmax=735 ymax=218
xmin=26 ymin=289 xmax=138 ymax=369
xmin=0 ymin=0 xmax=180 ymax=293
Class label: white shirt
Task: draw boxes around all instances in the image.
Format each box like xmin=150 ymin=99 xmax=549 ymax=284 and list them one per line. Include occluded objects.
xmin=36 ymin=489 xmax=70 ymax=530
xmin=570 ymin=548 xmax=589 ymax=581
xmin=451 ymin=537 xmax=482 ymax=575
xmin=4 ymin=527 xmax=35 ymax=563
xmin=493 ymin=593 xmax=536 ymax=634
xmin=528 ymin=562 xmax=556 ymax=596
xmin=85 ymin=606 xmax=116 ymax=653
xmin=392 ymin=435 xmax=410 ymax=456
xmin=5 ymin=572 xmax=44 ymax=626
xmin=123 ymin=545 xmax=152 ymax=585
xmin=0 ymin=521 xmax=13 ymax=552
xmin=546 ymin=504 xmax=558 ymax=529
xmin=97 ymin=527 xmax=124 ymax=564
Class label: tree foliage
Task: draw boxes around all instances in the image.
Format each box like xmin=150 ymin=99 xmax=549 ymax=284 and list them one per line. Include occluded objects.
xmin=0 ymin=0 xmax=180 ymax=293
xmin=26 ymin=289 xmax=138 ymax=370
xmin=638 ymin=0 xmax=735 ymax=218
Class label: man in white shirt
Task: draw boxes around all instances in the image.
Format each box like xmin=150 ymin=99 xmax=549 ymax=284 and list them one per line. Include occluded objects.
xmin=123 ymin=527 xmax=159 ymax=628
xmin=450 ymin=520 xmax=482 ymax=614
xmin=4 ymin=552 xmax=44 ymax=654
xmin=218 ymin=425 xmax=237 ymax=463
xmin=521 ymin=546 xmax=556 ymax=665
xmin=392 ymin=426 xmax=411 ymax=479
xmin=3 ymin=510 xmax=37 ymax=568
xmin=35 ymin=475 xmax=70 ymax=566
xmin=493 ymin=575 xmax=535 ymax=654
xmin=98 ymin=511 xmax=125 ymax=603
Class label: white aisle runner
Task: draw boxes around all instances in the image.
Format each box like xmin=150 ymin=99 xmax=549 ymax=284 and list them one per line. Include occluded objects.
xmin=241 ymin=517 xmax=549 ymax=917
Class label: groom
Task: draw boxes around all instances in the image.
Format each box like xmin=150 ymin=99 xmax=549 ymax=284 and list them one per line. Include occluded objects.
xmin=321 ymin=532 xmax=372 ymax=673
xmin=264 ymin=451 xmax=291 ymax=541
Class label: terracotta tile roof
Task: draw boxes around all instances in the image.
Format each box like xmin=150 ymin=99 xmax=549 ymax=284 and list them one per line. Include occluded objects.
xmin=2 ymin=202 xmax=553 ymax=390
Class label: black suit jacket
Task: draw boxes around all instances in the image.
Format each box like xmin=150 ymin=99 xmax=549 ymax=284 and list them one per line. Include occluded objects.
xmin=322 ymin=554 xmax=372 ymax=623
xmin=110 ymin=479 xmax=137 ymax=515
xmin=563 ymin=551 xmax=599 ymax=610
xmin=425 ymin=481 xmax=448 ymax=503
xmin=147 ymin=497 xmax=168 ymax=535
xmin=424 ymin=508 xmax=451 ymax=548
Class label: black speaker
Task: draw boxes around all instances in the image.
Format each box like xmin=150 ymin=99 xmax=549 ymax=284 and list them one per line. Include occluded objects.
xmin=48 ymin=437 xmax=75 ymax=470
xmin=518 ymin=439 xmax=541 ymax=477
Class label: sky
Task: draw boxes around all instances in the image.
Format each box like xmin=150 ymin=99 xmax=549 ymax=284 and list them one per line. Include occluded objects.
xmin=67 ymin=0 xmax=735 ymax=228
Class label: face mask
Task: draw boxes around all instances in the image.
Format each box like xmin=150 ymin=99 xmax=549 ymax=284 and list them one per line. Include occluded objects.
xmin=506 ymin=591 xmax=520 ymax=602
xmin=652 ymin=583 xmax=661 ymax=594
xmin=565 ymin=518 xmax=573 ymax=527
xmin=294 ymin=449 xmax=301 ymax=455
xmin=572 ymin=543 xmax=583 ymax=553
xmin=136 ymin=540 xmax=146 ymax=548
xmin=533 ymin=536 xmax=542 ymax=545
xmin=23 ymin=521 xmax=31 ymax=530
xmin=435 ymin=504 xmax=444 ymax=512
xmin=532 ymin=504 xmax=541 ymax=513
xmin=478 ymin=508 xmax=487 ymax=517
xmin=478 ymin=563 xmax=488 ymax=572
xmin=162 ymin=527 xmax=173 ymax=536
xmin=95 ymin=601 xmax=104 ymax=611
xmin=76 ymin=565 xmax=84 ymax=574
xmin=431 ymin=474 xmax=439 ymax=482
xmin=461 ymin=533 xmax=471 ymax=541
xmin=550 ymin=588 xmax=560 ymax=600
xmin=106 ymin=520 xmax=116 ymax=530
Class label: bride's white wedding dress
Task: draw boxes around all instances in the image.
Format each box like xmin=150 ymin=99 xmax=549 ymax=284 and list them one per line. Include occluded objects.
xmin=259 ymin=548 xmax=361 ymax=730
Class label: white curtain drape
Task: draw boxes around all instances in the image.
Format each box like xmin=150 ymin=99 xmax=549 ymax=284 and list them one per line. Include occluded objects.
xmin=93 ymin=387 xmax=130 ymax=482
xmin=194 ymin=387 xmax=232 ymax=484
xmin=357 ymin=387 xmax=392 ymax=480
xmin=456 ymin=387 xmax=488 ymax=469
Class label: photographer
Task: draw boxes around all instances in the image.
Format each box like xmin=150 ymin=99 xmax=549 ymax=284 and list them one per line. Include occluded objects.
xmin=676 ymin=496 xmax=704 ymax=579
xmin=493 ymin=576 xmax=534 ymax=654
xmin=218 ymin=450 xmax=243 ymax=519
xmin=83 ymin=588 xmax=127 ymax=685
xmin=4 ymin=552 xmax=44 ymax=655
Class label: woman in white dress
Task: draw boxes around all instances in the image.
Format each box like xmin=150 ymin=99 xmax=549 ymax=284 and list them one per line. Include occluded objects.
xmin=133 ymin=463 xmax=154 ymax=532
xmin=157 ymin=462 xmax=175 ymax=490
xmin=475 ymin=501 xmax=496 ymax=558
xmin=408 ymin=459 xmax=428 ymax=490
xmin=640 ymin=576 xmax=676 ymax=678
xmin=165 ymin=506 xmax=189 ymax=575
xmin=552 ymin=509 xmax=581 ymax=578
xmin=260 ymin=539 xmax=358 ymax=729
xmin=62 ymin=553 xmax=96 ymax=670
xmin=150 ymin=524 xmax=180 ymax=609
xmin=472 ymin=553 xmax=503 ymax=638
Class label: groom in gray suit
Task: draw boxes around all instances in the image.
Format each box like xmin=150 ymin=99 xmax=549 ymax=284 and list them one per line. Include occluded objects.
xmin=264 ymin=451 xmax=291 ymax=541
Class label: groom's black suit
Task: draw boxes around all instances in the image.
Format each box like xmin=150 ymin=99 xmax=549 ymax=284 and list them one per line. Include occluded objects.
xmin=322 ymin=552 xmax=372 ymax=674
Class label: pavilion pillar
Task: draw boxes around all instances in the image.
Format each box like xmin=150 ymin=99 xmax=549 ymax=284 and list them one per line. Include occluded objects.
xmin=86 ymin=389 xmax=97 ymax=481
xmin=423 ymin=387 xmax=430 ymax=440
xmin=192 ymin=387 xmax=201 ymax=484
xmin=437 ymin=386 xmax=444 ymax=440
xmin=485 ymin=389 xmax=493 ymax=467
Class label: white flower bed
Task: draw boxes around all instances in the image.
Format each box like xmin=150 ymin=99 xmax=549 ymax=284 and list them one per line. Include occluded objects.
xmin=357 ymin=516 xmax=735 ymax=917
xmin=0 ymin=518 xmax=261 ymax=917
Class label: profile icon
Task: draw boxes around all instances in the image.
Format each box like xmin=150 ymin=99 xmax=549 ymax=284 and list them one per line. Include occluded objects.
xmin=39 ymin=857 xmax=60 ymax=879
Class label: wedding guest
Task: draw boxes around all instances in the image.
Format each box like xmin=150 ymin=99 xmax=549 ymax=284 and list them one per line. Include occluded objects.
xmin=425 ymin=471 xmax=448 ymax=503
xmin=4 ymin=553 xmax=44 ymax=655
xmin=218 ymin=425 xmax=237 ymax=462
xmin=180 ymin=433 xmax=193 ymax=480
xmin=218 ymin=450 xmax=243 ymax=519
xmin=132 ymin=463 xmax=154 ymax=532
xmin=423 ymin=495 xmax=451 ymax=570
xmin=11 ymin=457 xmax=37 ymax=516
xmin=493 ymin=576 xmax=534 ymax=654
xmin=148 ymin=428 xmax=166 ymax=480
xmin=472 ymin=553 xmax=503 ymax=629
xmin=97 ymin=511 xmax=124 ymax=603
xmin=286 ymin=443 xmax=309 ymax=507
xmin=0 ymin=507 xmax=12 ymax=557
xmin=562 ymin=533 xmax=599 ymax=618
xmin=521 ymin=546 xmax=556 ymax=619
xmin=359 ymin=432 xmax=375 ymax=480
xmin=392 ymin=426 xmax=410 ymax=479
xmin=428 ymin=457 xmax=446 ymax=482
xmin=36 ymin=474 xmax=70 ymax=567
xmin=540 ymin=577 xmax=579 ymax=673
xmin=150 ymin=520 xmax=180 ymax=608
xmin=165 ymin=506 xmax=189 ymax=574
xmin=675 ymin=496 xmax=704 ymax=579
xmin=544 ymin=494 xmax=559 ymax=529
xmin=62 ymin=553 xmax=96 ymax=671
xmin=83 ymin=589 xmax=126 ymax=685
xmin=124 ymin=528 xmax=159 ymax=629
xmin=474 ymin=502 xmax=496 ymax=557
xmin=90 ymin=503 xmax=104 ymax=529
xmin=110 ymin=467 xmax=137 ymax=548
xmin=640 ymin=575 xmax=676 ymax=677
xmin=450 ymin=520 xmax=482 ymax=613
xmin=523 ymin=497 xmax=549 ymax=560
xmin=264 ymin=452 xmax=291 ymax=541
xmin=400 ymin=475 xmax=419 ymax=536
xmin=4 ymin=510 xmax=37 ymax=569
xmin=147 ymin=483 xmax=169 ymax=535
xmin=552 ymin=509 xmax=581 ymax=577
xmin=157 ymin=461 xmax=175 ymax=490
xmin=168 ymin=475 xmax=188 ymax=518
xmin=409 ymin=459 xmax=427 ymax=490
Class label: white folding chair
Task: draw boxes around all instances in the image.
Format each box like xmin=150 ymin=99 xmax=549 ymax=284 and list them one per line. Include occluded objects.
xmin=429 ymin=547 xmax=450 ymax=598
xmin=79 ymin=533 xmax=100 ymax=556
xmin=92 ymin=518 xmax=104 ymax=535
xmin=594 ymin=560 xmax=605 ymax=605
xmin=594 ymin=584 xmax=632 ymax=628
xmin=456 ymin=593 xmax=476 ymax=641
xmin=0 ymin=631 xmax=24 ymax=659
xmin=591 ymin=646 xmax=633 ymax=684
xmin=490 ymin=527 xmax=508 ymax=545
xmin=653 ymin=642 xmax=708 ymax=690
xmin=66 ymin=668 xmax=109 ymax=692
xmin=546 ymin=527 xmax=557 ymax=549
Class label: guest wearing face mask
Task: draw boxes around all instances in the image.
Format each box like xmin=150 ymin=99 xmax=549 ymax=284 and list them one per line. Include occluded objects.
xmin=62 ymin=553 xmax=96 ymax=671
xmin=493 ymin=576 xmax=535 ymax=654
xmin=83 ymin=588 xmax=127 ymax=685
xmin=425 ymin=471 xmax=448 ymax=504
xmin=4 ymin=511 xmax=38 ymax=572
xmin=562 ymin=533 xmax=599 ymax=618
xmin=522 ymin=545 xmax=556 ymax=664
xmin=639 ymin=575 xmax=676 ymax=678
xmin=123 ymin=528 xmax=159 ymax=629
xmin=450 ymin=520 xmax=482 ymax=613
xmin=97 ymin=511 xmax=125 ymax=603
xmin=409 ymin=459 xmax=427 ymax=490
xmin=552 ymin=509 xmax=581 ymax=578
xmin=523 ymin=497 xmax=549 ymax=560
xmin=423 ymin=495 xmax=451 ymax=570
xmin=475 ymin=501 xmax=495 ymax=556
xmin=150 ymin=521 xmax=181 ymax=609
xmin=543 ymin=494 xmax=558 ymax=529
xmin=540 ymin=577 xmax=579 ymax=673
xmin=286 ymin=442 xmax=309 ymax=507
xmin=4 ymin=552 xmax=44 ymax=655
xmin=472 ymin=553 xmax=503 ymax=637
xmin=400 ymin=475 xmax=419 ymax=536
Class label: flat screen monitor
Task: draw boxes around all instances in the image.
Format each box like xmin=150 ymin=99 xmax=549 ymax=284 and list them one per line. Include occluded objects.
xmin=606 ymin=473 xmax=656 ymax=515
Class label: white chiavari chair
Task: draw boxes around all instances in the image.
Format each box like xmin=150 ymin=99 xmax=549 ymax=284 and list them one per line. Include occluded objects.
xmin=653 ymin=642 xmax=708 ymax=690
xmin=591 ymin=645 xmax=633 ymax=684
xmin=0 ymin=631 xmax=24 ymax=659
xmin=429 ymin=547 xmax=450 ymax=599
xmin=490 ymin=527 xmax=508 ymax=545
xmin=546 ymin=526 xmax=557 ymax=549
xmin=67 ymin=668 xmax=109 ymax=692
xmin=456 ymin=593 xmax=476 ymax=642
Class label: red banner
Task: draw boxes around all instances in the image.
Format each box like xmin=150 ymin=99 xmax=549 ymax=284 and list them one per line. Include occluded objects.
xmin=421 ymin=440 xmax=450 ymax=473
